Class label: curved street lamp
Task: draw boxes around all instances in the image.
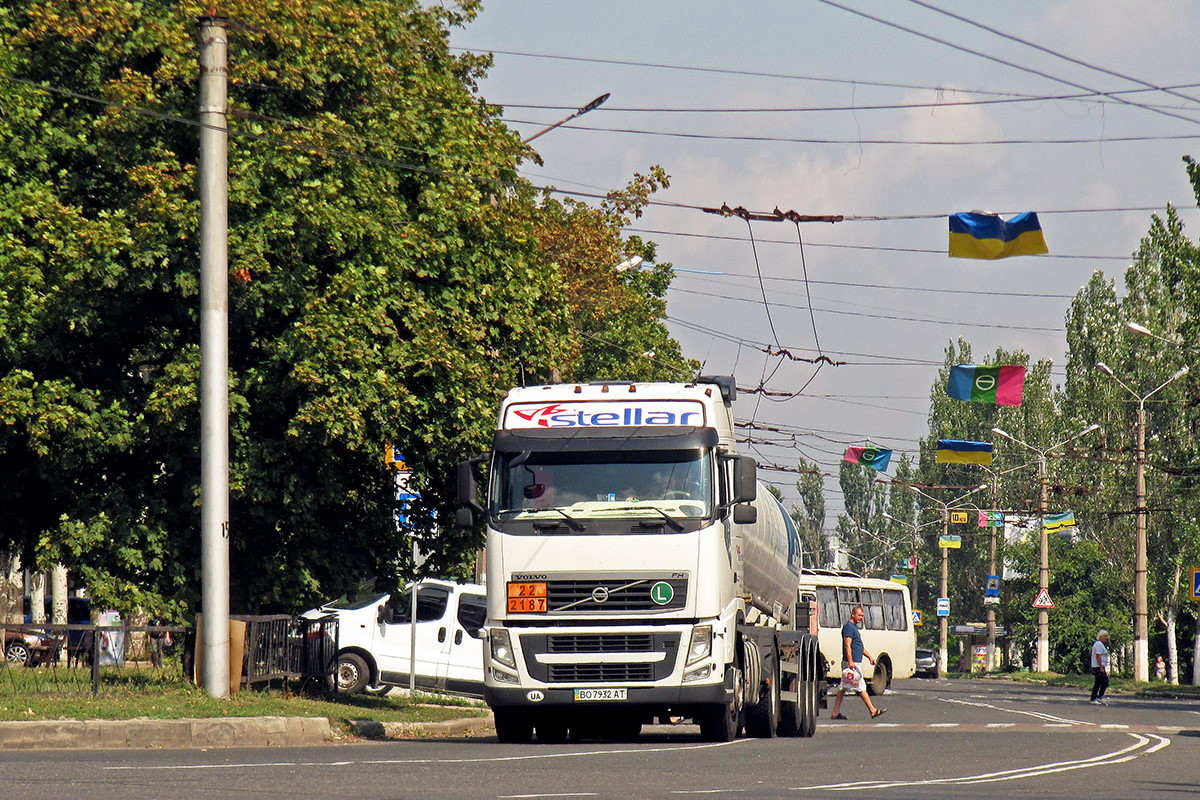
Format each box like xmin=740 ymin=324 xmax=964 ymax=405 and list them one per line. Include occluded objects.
xmin=1095 ymin=360 xmax=1189 ymax=682
xmin=990 ymin=424 xmax=1100 ymax=673
xmin=521 ymin=92 xmax=611 ymax=144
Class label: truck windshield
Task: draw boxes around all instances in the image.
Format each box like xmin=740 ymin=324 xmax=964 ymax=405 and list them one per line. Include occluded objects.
xmin=491 ymin=448 xmax=713 ymax=524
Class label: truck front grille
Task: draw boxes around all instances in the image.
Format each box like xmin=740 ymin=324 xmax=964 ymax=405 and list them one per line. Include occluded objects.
xmin=548 ymin=663 xmax=654 ymax=683
xmin=545 ymin=578 xmax=687 ymax=612
xmin=520 ymin=631 xmax=681 ymax=684
xmin=548 ymin=633 xmax=653 ymax=653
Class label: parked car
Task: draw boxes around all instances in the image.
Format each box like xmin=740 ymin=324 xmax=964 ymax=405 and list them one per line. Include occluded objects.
xmin=4 ymin=596 xmax=91 ymax=666
xmin=915 ymin=647 xmax=939 ymax=678
xmin=303 ymin=579 xmax=486 ymax=697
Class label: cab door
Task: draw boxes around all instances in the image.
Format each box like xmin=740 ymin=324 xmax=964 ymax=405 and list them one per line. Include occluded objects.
xmin=374 ymin=582 xmax=454 ymax=689
xmin=438 ymin=589 xmax=487 ymax=696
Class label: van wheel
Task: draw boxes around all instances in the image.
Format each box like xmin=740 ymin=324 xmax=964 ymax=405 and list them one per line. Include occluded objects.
xmin=335 ymin=652 xmax=370 ymax=694
xmin=868 ymin=660 xmax=890 ymax=697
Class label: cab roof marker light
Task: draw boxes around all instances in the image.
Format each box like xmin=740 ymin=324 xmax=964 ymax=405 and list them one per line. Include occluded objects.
xmin=628 ymin=385 xmax=636 ymax=393
xmin=601 ymin=384 xmax=609 ymax=393
xmin=573 ymin=385 xmax=582 ymax=393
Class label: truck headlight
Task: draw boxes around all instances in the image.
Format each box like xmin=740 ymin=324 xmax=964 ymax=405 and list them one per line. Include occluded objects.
xmin=490 ymin=628 xmax=517 ymax=669
xmin=685 ymin=624 xmax=712 ymax=667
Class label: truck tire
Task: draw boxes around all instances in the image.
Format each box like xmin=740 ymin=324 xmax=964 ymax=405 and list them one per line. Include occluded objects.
xmin=798 ymin=639 xmax=817 ymax=738
xmin=746 ymin=662 xmax=779 ymax=738
xmin=699 ymin=664 xmax=744 ymax=742
xmin=868 ymin=659 xmax=890 ymax=697
xmin=494 ymin=708 xmax=534 ymax=744
xmin=335 ymin=652 xmax=370 ymax=694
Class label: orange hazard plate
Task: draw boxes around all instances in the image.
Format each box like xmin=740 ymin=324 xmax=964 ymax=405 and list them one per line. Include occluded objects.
xmin=507 ymin=582 xmax=548 ymax=613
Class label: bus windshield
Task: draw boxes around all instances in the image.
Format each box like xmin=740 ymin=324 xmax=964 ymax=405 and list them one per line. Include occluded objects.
xmin=490 ymin=448 xmax=713 ymax=524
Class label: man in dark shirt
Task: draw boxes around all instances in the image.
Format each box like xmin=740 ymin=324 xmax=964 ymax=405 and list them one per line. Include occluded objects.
xmin=830 ymin=605 xmax=886 ymax=720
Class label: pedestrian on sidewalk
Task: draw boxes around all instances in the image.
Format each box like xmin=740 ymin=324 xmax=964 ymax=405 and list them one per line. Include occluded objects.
xmin=830 ymin=605 xmax=885 ymax=720
xmin=1089 ymin=630 xmax=1109 ymax=705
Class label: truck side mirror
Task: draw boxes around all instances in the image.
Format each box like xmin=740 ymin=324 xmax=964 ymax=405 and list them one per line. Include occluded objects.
xmin=455 ymin=457 xmax=486 ymax=528
xmin=378 ymin=604 xmax=395 ymax=625
xmin=732 ymin=504 xmax=757 ymax=524
xmin=732 ymin=455 xmax=757 ymax=504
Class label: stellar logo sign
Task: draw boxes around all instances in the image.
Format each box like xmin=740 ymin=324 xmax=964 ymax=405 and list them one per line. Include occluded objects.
xmin=505 ymin=401 xmax=706 ymax=429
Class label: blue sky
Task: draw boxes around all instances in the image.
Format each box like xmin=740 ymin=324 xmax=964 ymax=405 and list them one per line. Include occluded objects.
xmin=448 ymin=0 xmax=1200 ymax=520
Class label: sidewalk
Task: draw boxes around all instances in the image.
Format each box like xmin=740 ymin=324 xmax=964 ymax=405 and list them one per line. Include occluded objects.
xmin=0 ymin=712 xmax=495 ymax=750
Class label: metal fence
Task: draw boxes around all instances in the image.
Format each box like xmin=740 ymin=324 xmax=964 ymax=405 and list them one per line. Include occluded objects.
xmin=0 ymin=615 xmax=337 ymax=695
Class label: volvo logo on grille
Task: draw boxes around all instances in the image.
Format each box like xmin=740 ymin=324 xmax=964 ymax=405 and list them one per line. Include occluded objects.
xmin=591 ymin=586 xmax=610 ymax=604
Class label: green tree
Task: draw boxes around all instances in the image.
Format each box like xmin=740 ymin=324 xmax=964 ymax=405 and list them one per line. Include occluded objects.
xmin=0 ymin=0 xmax=687 ymax=617
xmin=788 ymin=456 xmax=827 ymax=569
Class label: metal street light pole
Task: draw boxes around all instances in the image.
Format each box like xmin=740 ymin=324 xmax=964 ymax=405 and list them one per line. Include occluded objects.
xmin=991 ymin=424 xmax=1100 ymax=673
xmin=521 ymin=93 xmax=611 ymax=144
xmin=1096 ymin=361 xmax=1189 ymax=682
xmin=881 ymin=513 xmax=941 ymax=613
xmin=907 ymin=484 xmax=988 ymax=675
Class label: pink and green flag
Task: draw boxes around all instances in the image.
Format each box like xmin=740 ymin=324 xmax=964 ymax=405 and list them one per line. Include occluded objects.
xmin=947 ymin=364 xmax=1025 ymax=406
xmin=843 ymin=446 xmax=893 ymax=472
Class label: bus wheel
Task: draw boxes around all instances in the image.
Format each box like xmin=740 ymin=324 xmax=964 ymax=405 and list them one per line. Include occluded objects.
xmin=869 ymin=660 xmax=890 ymax=697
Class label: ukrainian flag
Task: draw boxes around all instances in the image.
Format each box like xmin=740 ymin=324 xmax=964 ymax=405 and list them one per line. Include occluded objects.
xmin=949 ymin=212 xmax=1048 ymax=259
xmin=936 ymin=439 xmax=994 ymax=465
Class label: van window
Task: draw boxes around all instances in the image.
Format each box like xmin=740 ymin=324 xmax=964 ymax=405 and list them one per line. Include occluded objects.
xmin=883 ymin=589 xmax=909 ymax=631
xmin=390 ymin=584 xmax=450 ymax=623
xmin=457 ymin=593 xmax=487 ymax=639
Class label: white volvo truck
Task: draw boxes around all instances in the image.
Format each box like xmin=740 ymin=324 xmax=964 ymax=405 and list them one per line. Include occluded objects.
xmin=456 ymin=377 xmax=821 ymax=743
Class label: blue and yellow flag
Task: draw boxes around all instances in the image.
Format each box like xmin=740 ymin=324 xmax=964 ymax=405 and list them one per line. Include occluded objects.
xmin=936 ymin=439 xmax=994 ymax=465
xmin=1044 ymin=512 xmax=1076 ymax=533
xmin=949 ymin=212 xmax=1048 ymax=259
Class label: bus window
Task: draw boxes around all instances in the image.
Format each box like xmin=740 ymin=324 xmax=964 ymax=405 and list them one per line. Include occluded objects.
xmin=817 ymin=587 xmax=840 ymax=627
xmin=836 ymin=587 xmax=858 ymax=627
xmin=883 ymin=589 xmax=908 ymax=631
xmin=859 ymin=589 xmax=884 ymax=630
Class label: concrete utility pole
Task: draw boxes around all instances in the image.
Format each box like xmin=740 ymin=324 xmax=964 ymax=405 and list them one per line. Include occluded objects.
xmin=198 ymin=15 xmax=231 ymax=698
xmin=1097 ymin=361 xmax=1188 ymax=682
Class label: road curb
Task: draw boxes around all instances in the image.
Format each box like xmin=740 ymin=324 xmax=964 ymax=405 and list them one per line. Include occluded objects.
xmin=349 ymin=712 xmax=495 ymax=740
xmin=0 ymin=716 xmax=333 ymax=750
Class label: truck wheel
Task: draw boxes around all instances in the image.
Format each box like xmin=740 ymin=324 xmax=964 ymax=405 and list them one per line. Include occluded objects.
xmin=746 ymin=662 xmax=779 ymax=738
xmin=868 ymin=660 xmax=890 ymax=697
xmin=699 ymin=665 xmax=744 ymax=742
xmin=798 ymin=640 xmax=818 ymax=738
xmin=335 ymin=652 xmax=370 ymax=694
xmin=493 ymin=708 xmax=534 ymax=744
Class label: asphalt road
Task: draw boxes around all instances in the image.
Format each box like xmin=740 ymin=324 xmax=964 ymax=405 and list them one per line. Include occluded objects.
xmin=1 ymin=678 xmax=1196 ymax=800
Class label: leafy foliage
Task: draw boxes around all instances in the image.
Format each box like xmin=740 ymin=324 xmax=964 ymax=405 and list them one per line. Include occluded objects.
xmin=0 ymin=1 xmax=689 ymax=617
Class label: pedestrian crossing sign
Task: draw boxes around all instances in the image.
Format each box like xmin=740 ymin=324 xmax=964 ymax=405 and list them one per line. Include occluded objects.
xmin=912 ymin=610 xmax=923 ymax=626
xmin=1191 ymin=569 xmax=1200 ymax=601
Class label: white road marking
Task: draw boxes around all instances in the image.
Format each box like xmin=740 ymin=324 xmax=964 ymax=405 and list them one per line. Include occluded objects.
xmin=103 ymin=739 xmax=748 ymax=772
xmin=791 ymin=733 xmax=1170 ymax=791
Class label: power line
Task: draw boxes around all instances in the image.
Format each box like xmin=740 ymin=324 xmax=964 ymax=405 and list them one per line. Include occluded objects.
xmin=814 ymin=0 xmax=1200 ymax=127
xmin=501 ymin=116 xmax=1200 ymax=147
xmin=901 ymin=0 xmax=1200 ymax=108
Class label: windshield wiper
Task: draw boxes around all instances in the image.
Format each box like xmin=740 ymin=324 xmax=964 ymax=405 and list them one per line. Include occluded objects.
xmin=532 ymin=507 xmax=586 ymax=531
xmin=611 ymin=505 xmax=684 ymax=531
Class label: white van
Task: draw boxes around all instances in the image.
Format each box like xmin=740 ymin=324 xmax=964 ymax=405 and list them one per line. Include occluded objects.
xmin=797 ymin=569 xmax=916 ymax=696
xmin=306 ymin=579 xmax=486 ymax=696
